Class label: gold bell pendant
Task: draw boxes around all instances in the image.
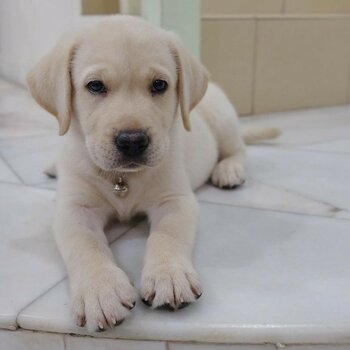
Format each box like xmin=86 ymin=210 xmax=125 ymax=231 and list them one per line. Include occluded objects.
xmin=114 ymin=176 xmax=128 ymax=197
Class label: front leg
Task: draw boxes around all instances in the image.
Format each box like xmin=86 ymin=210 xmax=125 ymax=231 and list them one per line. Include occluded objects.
xmin=141 ymin=194 xmax=202 ymax=310
xmin=54 ymin=182 xmax=135 ymax=331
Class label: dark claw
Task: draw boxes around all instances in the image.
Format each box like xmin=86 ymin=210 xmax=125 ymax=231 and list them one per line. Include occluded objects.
xmin=191 ymin=287 xmax=202 ymax=300
xmin=122 ymin=301 xmax=136 ymax=310
xmin=141 ymin=291 xmax=155 ymax=308
xmin=156 ymin=303 xmax=175 ymax=312
xmin=97 ymin=325 xmax=106 ymax=332
xmin=141 ymin=298 xmax=152 ymax=307
xmin=178 ymin=301 xmax=191 ymax=310
xmin=190 ymin=286 xmax=202 ymax=300
xmin=114 ymin=318 xmax=124 ymax=326
xmin=221 ymin=184 xmax=239 ymax=190
xmin=221 ymin=179 xmax=245 ymax=190
xmin=194 ymin=292 xmax=202 ymax=300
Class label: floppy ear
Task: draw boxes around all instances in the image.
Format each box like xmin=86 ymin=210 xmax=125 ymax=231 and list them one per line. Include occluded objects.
xmin=26 ymin=34 xmax=77 ymax=135
xmin=169 ymin=35 xmax=209 ymax=131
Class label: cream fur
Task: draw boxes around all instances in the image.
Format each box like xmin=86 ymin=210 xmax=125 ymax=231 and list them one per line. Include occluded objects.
xmin=27 ymin=15 xmax=278 ymax=332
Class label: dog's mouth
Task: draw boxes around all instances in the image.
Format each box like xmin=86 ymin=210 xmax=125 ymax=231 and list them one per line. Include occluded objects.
xmin=123 ymin=163 xmax=139 ymax=169
xmin=119 ymin=162 xmax=143 ymax=171
xmin=116 ymin=159 xmax=150 ymax=172
xmin=86 ymin=138 xmax=166 ymax=172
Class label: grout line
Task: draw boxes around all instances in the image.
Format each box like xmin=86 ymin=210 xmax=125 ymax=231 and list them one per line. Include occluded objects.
xmin=291 ymin=147 xmax=350 ymax=156
xmin=63 ymin=334 xmax=68 ymax=350
xmin=281 ymin=0 xmax=287 ymax=14
xmin=346 ymin=58 xmax=350 ymax=104
xmin=255 ymin=143 xmax=350 ymax=155
xmin=33 ymin=180 xmax=57 ymax=190
xmin=0 ymin=131 xmax=57 ymax=142
xmin=251 ymin=18 xmax=258 ymax=115
xmin=202 ymin=14 xmax=350 ymax=20
xmin=282 ymin=135 xmax=350 ymax=148
xmin=0 ymin=180 xmax=21 ymax=186
xmin=246 ymin=139 xmax=350 ymax=155
xmin=0 ymin=179 xmax=56 ymax=192
xmin=14 ymin=222 xmax=141 ymax=330
xmin=198 ymin=198 xmax=350 ymax=222
xmin=108 ymin=219 xmax=145 ymax=245
xmin=240 ymin=102 xmax=350 ymax=120
xmin=15 ymin=276 xmax=67 ymax=329
xmin=34 ymin=185 xmax=56 ymax=192
xmin=0 ymin=75 xmax=27 ymax=90
xmin=251 ymin=177 xmax=346 ymax=212
xmin=0 ymin=152 xmax=25 ymax=184
xmin=0 ymin=131 xmax=58 ymax=143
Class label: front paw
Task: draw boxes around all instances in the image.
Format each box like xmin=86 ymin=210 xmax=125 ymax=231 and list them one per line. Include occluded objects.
xmin=140 ymin=260 xmax=202 ymax=311
xmin=71 ymin=265 xmax=135 ymax=332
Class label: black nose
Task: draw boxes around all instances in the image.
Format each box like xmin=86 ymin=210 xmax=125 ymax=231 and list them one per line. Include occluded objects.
xmin=115 ymin=131 xmax=150 ymax=157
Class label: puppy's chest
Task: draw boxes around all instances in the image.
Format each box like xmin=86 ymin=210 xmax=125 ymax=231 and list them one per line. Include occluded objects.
xmin=110 ymin=195 xmax=143 ymax=221
xmin=98 ymin=177 xmax=150 ymax=221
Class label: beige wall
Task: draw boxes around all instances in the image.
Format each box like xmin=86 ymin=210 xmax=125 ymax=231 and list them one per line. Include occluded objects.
xmin=201 ymin=0 xmax=350 ymax=15
xmin=201 ymin=0 xmax=350 ymax=115
xmin=81 ymin=0 xmax=119 ymax=15
xmin=284 ymin=1 xmax=350 ymax=14
xmin=202 ymin=0 xmax=283 ymax=15
xmin=202 ymin=19 xmax=255 ymax=115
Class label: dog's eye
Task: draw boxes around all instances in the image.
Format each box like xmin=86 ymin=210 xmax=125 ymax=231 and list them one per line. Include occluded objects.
xmin=86 ymin=80 xmax=107 ymax=95
xmin=151 ymin=79 xmax=168 ymax=94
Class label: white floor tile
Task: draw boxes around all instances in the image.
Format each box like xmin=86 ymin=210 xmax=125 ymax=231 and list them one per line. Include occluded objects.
xmin=0 ymin=135 xmax=61 ymax=185
xmin=0 ymin=80 xmax=57 ymax=140
xmin=18 ymin=204 xmax=350 ymax=344
xmin=36 ymin=180 xmax=57 ymax=191
xmin=241 ymin=105 xmax=350 ymax=146
xmin=198 ymin=146 xmax=350 ymax=219
xmin=0 ymin=111 xmax=57 ymax=140
xmin=0 ymin=157 xmax=19 ymax=184
xmin=0 ymin=79 xmax=22 ymax=92
xmin=298 ymin=138 xmax=350 ymax=154
xmin=169 ymin=344 xmax=275 ymax=350
xmin=0 ymin=329 xmax=64 ymax=350
xmin=65 ymin=335 xmax=166 ymax=350
xmin=0 ymin=181 xmax=134 ymax=330
xmin=285 ymin=346 xmax=350 ymax=350
xmin=0 ymin=183 xmax=65 ymax=329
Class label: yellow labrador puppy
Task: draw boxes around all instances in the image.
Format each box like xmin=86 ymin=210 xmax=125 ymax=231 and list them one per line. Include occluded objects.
xmin=27 ymin=15 xmax=278 ymax=331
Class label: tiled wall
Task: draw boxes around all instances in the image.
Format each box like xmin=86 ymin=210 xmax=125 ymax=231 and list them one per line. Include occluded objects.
xmin=201 ymin=0 xmax=350 ymax=15
xmin=201 ymin=0 xmax=350 ymax=115
xmin=202 ymin=0 xmax=284 ymax=15
xmin=81 ymin=0 xmax=119 ymax=15
xmin=284 ymin=0 xmax=350 ymax=14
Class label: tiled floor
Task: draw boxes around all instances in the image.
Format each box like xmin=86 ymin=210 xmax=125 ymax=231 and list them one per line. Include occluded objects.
xmin=1 ymin=78 xmax=350 ymax=349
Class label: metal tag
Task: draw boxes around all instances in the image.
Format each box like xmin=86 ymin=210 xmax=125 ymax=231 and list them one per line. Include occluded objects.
xmin=114 ymin=176 xmax=128 ymax=197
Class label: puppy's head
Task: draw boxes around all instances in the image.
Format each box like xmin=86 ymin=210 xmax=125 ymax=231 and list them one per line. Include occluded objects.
xmin=27 ymin=16 xmax=208 ymax=172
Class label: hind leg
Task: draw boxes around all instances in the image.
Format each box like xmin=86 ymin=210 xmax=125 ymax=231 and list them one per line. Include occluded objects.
xmin=197 ymin=84 xmax=246 ymax=189
xmin=211 ymin=125 xmax=246 ymax=189
xmin=211 ymin=154 xmax=245 ymax=189
xmin=198 ymin=84 xmax=246 ymax=189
